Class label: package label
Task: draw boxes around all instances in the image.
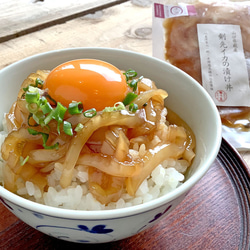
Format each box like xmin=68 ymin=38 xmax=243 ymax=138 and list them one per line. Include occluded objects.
xmin=154 ymin=3 xmax=196 ymax=19
xmin=197 ymin=24 xmax=250 ymax=106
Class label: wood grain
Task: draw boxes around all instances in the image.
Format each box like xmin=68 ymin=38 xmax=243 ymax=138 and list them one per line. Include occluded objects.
xmin=0 ymin=1 xmax=152 ymax=69
xmin=0 ymin=139 xmax=249 ymax=249
xmin=0 ymin=0 xmax=129 ymax=42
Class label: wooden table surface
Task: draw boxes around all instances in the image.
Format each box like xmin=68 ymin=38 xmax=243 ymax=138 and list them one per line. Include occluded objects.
xmin=0 ymin=1 xmax=250 ymax=249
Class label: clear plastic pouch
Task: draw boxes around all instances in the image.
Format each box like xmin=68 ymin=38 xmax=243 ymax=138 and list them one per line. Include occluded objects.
xmin=153 ymin=0 xmax=250 ymax=150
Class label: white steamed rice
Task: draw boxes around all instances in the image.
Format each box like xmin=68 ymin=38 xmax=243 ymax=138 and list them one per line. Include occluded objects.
xmin=0 ymin=117 xmax=188 ymax=210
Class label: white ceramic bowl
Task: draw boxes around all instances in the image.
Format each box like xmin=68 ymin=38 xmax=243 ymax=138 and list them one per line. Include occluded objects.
xmin=0 ymin=48 xmax=221 ymax=243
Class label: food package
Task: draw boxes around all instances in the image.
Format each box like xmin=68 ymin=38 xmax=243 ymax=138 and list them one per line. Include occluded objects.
xmin=152 ymin=0 xmax=250 ymax=150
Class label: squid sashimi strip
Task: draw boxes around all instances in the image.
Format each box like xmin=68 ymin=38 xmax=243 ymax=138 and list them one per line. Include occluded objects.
xmin=134 ymin=89 xmax=168 ymax=108
xmin=28 ymin=144 xmax=69 ymax=165
xmin=5 ymin=103 xmax=22 ymax=132
xmin=77 ymin=153 xmax=142 ymax=177
xmin=115 ymin=130 xmax=130 ymax=162
xmin=6 ymin=98 xmax=29 ymax=132
xmin=166 ymin=125 xmax=187 ymax=146
xmin=137 ymin=78 xmax=157 ymax=92
xmin=60 ymin=110 xmax=144 ymax=188
xmin=1 ymin=127 xmax=44 ymax=192
xmin=1 ymin=127 xmax=42 ymax=161
xmin=126 ymin=143 xmax=185 ymax=196
xmin=183 ymin=148 xmax=196 ymax=164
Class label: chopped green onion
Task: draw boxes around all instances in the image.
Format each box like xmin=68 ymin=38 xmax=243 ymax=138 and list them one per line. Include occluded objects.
xmin=103 ymin=102 xmax=126 ymax=112
xmin=44 ymin=111 xmax=53 ymax=125
xmin=123 ymin=69 xmax=137 ymax=81
xmin=39 ymin=96 xmax=47 ymax=106
xmin=25 ymin=92 xmax=40 ymax=104
xmin=83 ymin=108 xmax=97 ymax=118
xmin=27 ymin=103 xmax=39 ymax=113
xmin=20 ymin=156 xmax=29 ymax=166
xmin=28 ymin=86 xmax=40 ymax=93
xmin=51 ymin=102 xmax=67 ymax=133
xmin=28 ymin=128 xmax=59 ymax=150
xmin=114 ymin=102 xmax=126 ymax=110
xmin=32 ymin=111 xmax=46 ymax=127
xmin=129 ymin=103 xmax=138 ymax=113
xmin=52 ymin=102 xmax=67 ymax=122
xmin=63 ymin=121 xmax=73 ymax=136
xmin=128 ymin=79 xmax=138 ymax=92
xmin=68 ymin=102 xmax=83 ymax=115
xmin=102 ymin=106 xmax=114 ymax=112
xmin=40 ymin=100 xmax=53 ymax=114
xmin=75 ymin=123 xmax=84 ymax=132
xmin=123 ymin=92 xmax=138 ymax=106
xmin=35 ymin=78 xmax=44 ymax=87
xmin=128 ymin=76 xmax=143 ymax=92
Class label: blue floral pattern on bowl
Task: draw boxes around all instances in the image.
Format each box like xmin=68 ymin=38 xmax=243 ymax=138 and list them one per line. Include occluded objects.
xmin=36 ymin=224 xmax=114 ymax=242
xmin=0 ymin=191 xmax=186 ymax=243
xmin=149 ymin=205 xmax=172 ymax=223
xmin=37 ymin=224 xmax=113 ymax=234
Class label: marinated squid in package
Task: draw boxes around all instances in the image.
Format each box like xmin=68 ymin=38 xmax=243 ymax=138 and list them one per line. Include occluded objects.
xmin=152 ymin=0 xmax=250 ymax=150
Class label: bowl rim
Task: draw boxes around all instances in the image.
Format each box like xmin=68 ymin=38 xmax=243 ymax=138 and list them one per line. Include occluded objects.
xmin=0 ymin=47 xmax=222 ymax=219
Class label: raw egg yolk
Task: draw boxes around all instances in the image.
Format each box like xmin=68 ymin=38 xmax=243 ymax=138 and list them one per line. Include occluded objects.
xmin=43 ymin=59 xmax=128 ymax=111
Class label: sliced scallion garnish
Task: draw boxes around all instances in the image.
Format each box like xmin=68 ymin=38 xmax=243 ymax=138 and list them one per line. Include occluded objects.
xmin=103 ymin=102 xmax=126 ymax=112
xmin=123 ymin=92 xmax=138 ymax=106
xmin=129 ymin=103 xmax=138 ymax=113
xmin=83 ymin=108 xmax=97 ymax=118
xmin=44 ymin=111 xmax=53 ymax=125
xmin=27 ymin=103 xmax=39 ymax=113
xmin=114 ymin=102 xmax=126 ymax=110
xmin=123 ymin=69 xmax=143 ymax=93
xmin=35 ymin=78 xmax=44 ymax=87
xmin=75 ymin=123 xmax=84 ymax=132
xmin=63 ymin=121 xmax=73 ymax=136
xmin=128 ymin=79 xmax=138 ymax=92
xmin=68 ymin=102 xmax=83 ymax=115
xmin=51 ymin=102 xmax=67 ymax=134
xmin=20 ymin=156 xmax=29 ymax=166
xmin=32 ymin=111 xmax=46 ymax=127
xmin=123 ymin=69 xmax=137 ymax=81
xmin=39 ymin=97 xmax=53 ymax=114
xmin=25 ymin=92 xmax=40 ymax=104
xmin=52 ymin=102 xmax=67 ymax=123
